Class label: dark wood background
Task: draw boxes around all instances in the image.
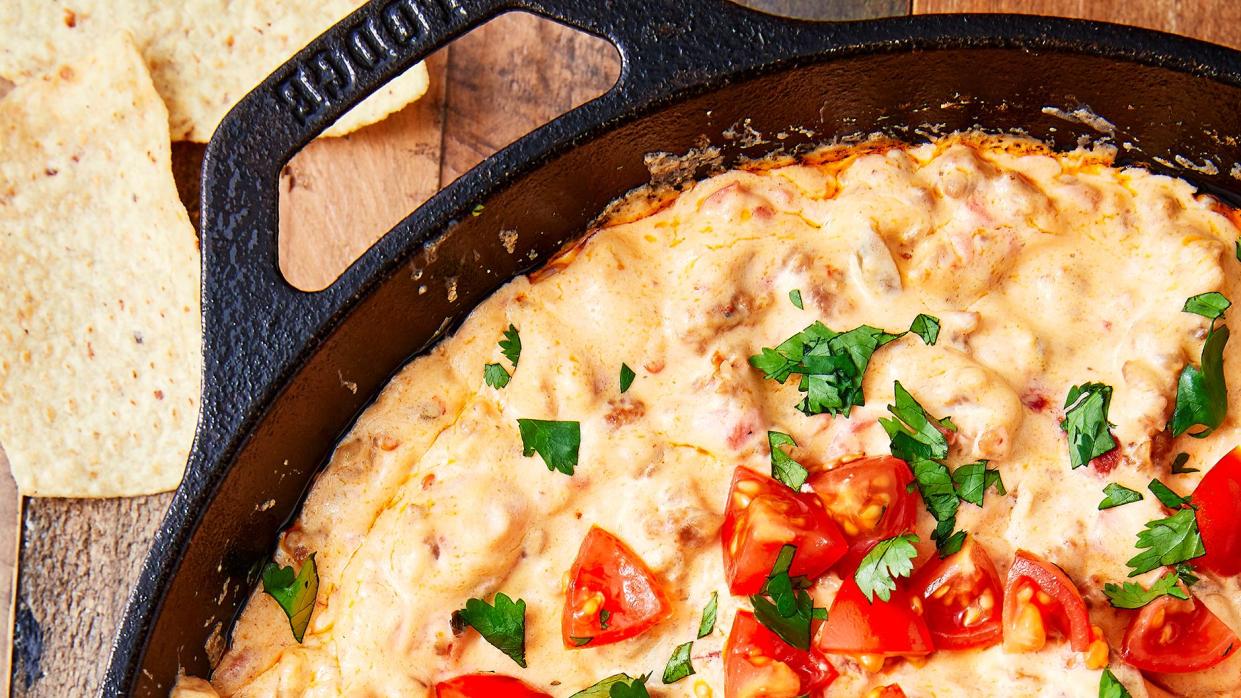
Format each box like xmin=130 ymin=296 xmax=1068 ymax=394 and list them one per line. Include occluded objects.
xmin=5 ymin=0 xmax=1239 ymax=694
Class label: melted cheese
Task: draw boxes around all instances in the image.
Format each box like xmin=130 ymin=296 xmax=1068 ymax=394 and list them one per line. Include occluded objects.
xmin=186 ymin=135 xmax=1241 ymax=697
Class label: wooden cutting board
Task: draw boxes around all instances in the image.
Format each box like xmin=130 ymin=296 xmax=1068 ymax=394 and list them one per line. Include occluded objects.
xmin=4 ymin=0 xmax=1238 ymax=694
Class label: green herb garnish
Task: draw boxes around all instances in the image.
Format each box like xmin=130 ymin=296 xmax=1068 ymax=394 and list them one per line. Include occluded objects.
xmin=570 ymin=674 xmax=651 ymax=698
xmin=855 ymin=534 xmax=919 ymax=603
xmin=661 ymin=641 xmax=695 ymax=683
xmin=517 ymin=418 xmax=580 ymax=475
xmin=1061 ymin=382 xmax=1116 ymax=469
xmin=1099 ymin=483 xmax=1143 ymax=510
xmin=619 ymin=363 xmax=636 ymax=393
xmin=1170 ymin=452 xmax=1198 ymax=474
xmin=912 ymin=457 xmax=959 ymax=549
xmin=1127 ymin=508 xmax=1205 ymax=577
xmin=789 ymin=289 xmax=804 ymax=309
xmin=880 ymin=381 xmax=953 ymax=463
xmin=1099 ymin=667 xmax=1133 ymax=698
xmin=952 ymin=461 xmax=1006 ymax=507
xmin=697 ymin=592 xmax=718 ymax=638
xmin=1183 ymin=292 xmax=1232 ymax=320
xmin=910 ymin=313 xmax=941 ymax=346
xmin=1169 ymin=294 xmax=1230 ymax=438
xmin=484 ymin=362 xmax=511 ymax=389
xmin=768 ymin=431 xmax=809 ymax=491
xmin=1148 ymin=479 xmax=1193 ymax=509
xmin=453 ymin=592 xmax=527 ymax=667
xmin=1104 ymin=570 xmax=1189 ymax=609
xmin=261 ymin=553 xmax=319 ymax=643
xmin=499 ymin=324 xmax=521 ymax=367
xmin=749 ymin=545 xmax=824 ymax=650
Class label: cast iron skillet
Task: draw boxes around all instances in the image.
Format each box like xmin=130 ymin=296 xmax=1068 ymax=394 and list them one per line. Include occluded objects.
xmin=103 ymin=0 xmax=1241 ymax=694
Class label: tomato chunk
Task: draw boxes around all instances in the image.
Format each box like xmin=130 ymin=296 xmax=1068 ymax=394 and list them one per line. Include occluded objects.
xmin=562 ymin=526 xmax=671 ymax=648
xmin=910 ymin=535 xmax=1003 ymax=650
xmin=809 ymin=456 xmax=919 ymax=570
xmin=1191 ymin=447 xmax=1241 ymax=576
xmin=435 ymin=674 xmax=550 ymax=698
xmin=1121 ymin=593 xmax=1239 ymax=673
xmin=1001 ymin=550 xmax=1092 ymax=652
xmin=816 ymin=572 xmax=934 ymax=662
xmin=723 ymin=467 xmax=848 ymax=595
xmin=725 ymin=610 xmax=838 ymax=698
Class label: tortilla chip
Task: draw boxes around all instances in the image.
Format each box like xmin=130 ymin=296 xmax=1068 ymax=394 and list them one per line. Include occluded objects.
xmin=0 ymin=31 xmax=200 ymax=497
xmin=0 ymin=1 xmax=430 ymax=142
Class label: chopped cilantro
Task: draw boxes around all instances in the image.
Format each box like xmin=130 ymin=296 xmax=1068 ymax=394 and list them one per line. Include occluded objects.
xmin=1169 ymin=315 xmax=1230 ymax=438
xmin=499 ymin=324 xmax=521 ymax=367
xmin=483 ymin=362 xmax=511 ymax=389
xmin=1099 ymin=667 xmax=1133 ymax=698
xmin=749 ymin=321 xmax=905 ymax=416
xmin=855 ymin=534 xmax=920 ymax=603
xmin=1126 ymin=508 xmax=1205 ymax=577
xmin=910 ymin=313 xmax=941 ymax=346
xmin=661 ymin=641 xmax=695 ymax=683
xmin=911 ymin=457 xmax=960 ymax=550
xmin=619 ymin=363 xmax=636 ymax=393
xmin=1061 ymin=382 xmax=1116 ymax=469
xmin=517 ymin=418 xmax=580 ymax=475
xmin=599 ymin=608 xmax=611 ymax=630
xmin=261 ymin=554 xmax=318 ymax=643
xmin=749 ymin=545 xmax=824 ymax=650
xmin=1183 ymin=292 xmax=1232 ymax=320
xmin=952 ymin=461 xmax=1006 ymax=507
xmin=1170 ymin=452 xmax=1199 ymax=474
xmin=938 ymin=530 xmax=967 ymax=557
xmin=879 ymin=381 xmax=953 ymax=463
xmin=1148 ymin=478 xmax=1192 ymax=509
xmin=570 ymin=635 xmax=592 ymax=646
xmin=454 ymin=592 xmax=527 ymax=667
xmin=768 ymin=431 xmax=809 ymax=491
xmin=1176 ymin=562 xmax=1200 ymax=587
xmin=1104 ymin=571 xmax=1189 ymax=609
xmin=1099 ymin=483 xmax=1144 ymax=510
xmin=789 ymin=289 xmax=804 ymax=309
xmin=697 ymin=592 xmax=718 ymax=638
xmin=570 ymin=674 xmax=651 ymax=698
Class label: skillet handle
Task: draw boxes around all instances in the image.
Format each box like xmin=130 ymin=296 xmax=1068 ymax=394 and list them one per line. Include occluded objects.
xmin=198 ymin=0 xmax=792 ymax=431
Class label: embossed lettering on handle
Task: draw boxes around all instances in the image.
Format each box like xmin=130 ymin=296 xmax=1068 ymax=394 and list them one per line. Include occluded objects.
xmin=273 ymin=0 xmax=464 ymax=126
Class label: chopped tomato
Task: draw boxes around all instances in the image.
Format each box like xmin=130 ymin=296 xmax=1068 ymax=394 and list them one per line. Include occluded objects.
xmin=435 ymin=674 xmax=551 ymax=698
xmin=1001 ymin=550 xmax=1092 ymax=652
xmin=722 ymin=467 xmax=848 ymax=595
xmin=1121 ymin=593 xmax=1238 ymax=673
xmin=1092 ymin=444 xmax=1122 ymax=474
xmin=725 ymin=610 xmax=838 ymax=698
xmin=816 ymin=572 xmax=934 ymax=663
xmin=865 ymin=686 xmax=908 ymax=698
xmin=1191 ymin=447 xmax=1241 ymax=576
xmin=809 ymin=456 xmax=919 ymax=569
xmin=562 ymin=526 xmax=671 ymax=648
xmin=910 ymin=535 xmax=1003 ymax=650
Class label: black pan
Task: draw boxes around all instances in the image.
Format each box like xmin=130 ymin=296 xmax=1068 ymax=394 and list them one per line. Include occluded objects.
xmin=103 ymin=0 xmax=1241 ymax=694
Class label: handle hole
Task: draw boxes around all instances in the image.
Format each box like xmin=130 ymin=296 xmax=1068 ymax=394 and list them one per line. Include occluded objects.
xmin=277 ymin=11 xmax=621 ymax=293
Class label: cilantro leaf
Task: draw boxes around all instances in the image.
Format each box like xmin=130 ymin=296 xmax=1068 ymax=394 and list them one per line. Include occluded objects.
xmin=1099 ymin=667 xmax=1133 ymax=698
xmin=1061 ymin=382 xmax=1116 ymax=469
xmin=938 ymin=530 xmax=967 ymax=557
xmin=1099 ymin=483 xmax=1144 ymax=510
xmin=910 ymin=313 xmax=941 ymax=346
xmin=910 ymin=457 xmax=960 ymax=549
xmin=517 ymin=418 xmax=580 ymax=475
xmin=952 ymin=461 xmax=1006 ymax=507
xmin=1127 ymin=508 xmax=1206 ymax=577
xmin=1183 ymin=292 xmax=1232 ymax=320
xmin=855 ymin=534 xmax=919 ymax=602
xmin=619 ymin=363 xmax=636 ymax=393
xmin=454 ymin=592 xmax=527 ymax=667
xmin=789 ymin=289 xmax=804 ymax=309
xmin=1148 ymin=479 xmax=1192 ymax=509
xmin=1176 ymin=562 xmax=1200 ymax=587
xmin=1170 ymin=452 xmax=1199 ymax=474
xmin=499 ymin=324 xmax=521 ymax=367
xmin=484 ymin=363 xmax=511 ymax=389
xmin=661 ymin=641 xmax=695 ymax=683
xmin=1236 ymin=240 xmax=1241 ymax=262
xmin=880 ymin=381 xmax=953 ymax=463
xmin=750 ymin=321 xmax=905 ymax=417
xmin=768 ymin=431 xmax=809 ymax=491
xmin=570 ymin=674 xmax=651 ymax=698
xmin=1104 ymin=571 xmax=1189 ymax=609
xmin=749 ymin=544 xmax=822 ymax=650
xmin=599 ymin=608 xmax=611 ymax=630
xmin=261 ymin=553 xmax=319 ymax=643
xmin=697 ymin=591 xmax=718 ymax=638
xmin=1169 ymin=322 xmax=1229 ymax=438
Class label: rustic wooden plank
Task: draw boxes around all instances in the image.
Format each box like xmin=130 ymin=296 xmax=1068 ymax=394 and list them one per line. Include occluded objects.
xmin=913 ymin=0 xmax=1241 ymax=49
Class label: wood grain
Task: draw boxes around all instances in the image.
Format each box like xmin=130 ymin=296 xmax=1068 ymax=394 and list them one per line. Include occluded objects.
xmin=914 ymin=0 xmax=1241 ymax=49
xmin=8 ymin=1 xmax=1236 ymax=696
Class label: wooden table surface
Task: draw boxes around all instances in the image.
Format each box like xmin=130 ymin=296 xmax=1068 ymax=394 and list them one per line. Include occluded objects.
xmin=5 ymin=0 xmax=1239 ymax=694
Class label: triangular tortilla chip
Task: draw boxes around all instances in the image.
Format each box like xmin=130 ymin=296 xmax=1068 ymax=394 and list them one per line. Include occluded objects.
xmin=0 ymin=1 xmax=430 ymax=142
xmin=0 ymin=31 xmax=200 ymax=497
